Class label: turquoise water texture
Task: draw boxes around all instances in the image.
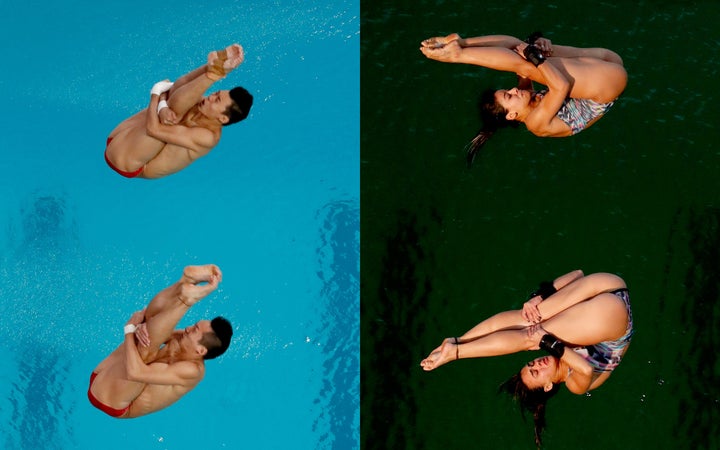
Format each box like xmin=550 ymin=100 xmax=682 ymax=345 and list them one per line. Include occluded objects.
xmin=0 ymin=1 xmax=359 ymax=449
xmin=361 ymin=1 xmax=719 ymax=449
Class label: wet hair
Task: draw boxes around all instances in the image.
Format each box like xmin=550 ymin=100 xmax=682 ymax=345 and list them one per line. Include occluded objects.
xmin=200 ymin=316 xmax=233 ymax=360
xmin=465 ymin=88 xmax=520 ymax=167
xmin=499 ymin=371 xmax=561 ymax=448
xmin=223 ymin=87 xmax=254 ymax=126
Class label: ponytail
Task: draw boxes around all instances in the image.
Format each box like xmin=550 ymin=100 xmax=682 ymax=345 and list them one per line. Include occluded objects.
xmin=466 ymin=88 xmax=520 ymax=167
xmin=465 ymin=129 xmax=495 ymax=167
xmin=499 ymin=372 xmax=561 ymax=448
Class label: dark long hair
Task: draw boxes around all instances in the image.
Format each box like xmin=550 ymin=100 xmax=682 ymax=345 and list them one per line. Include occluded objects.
xmin=465 ymin=88 xmax=519 ymax=167
xmin=499 ymin=372 xmax=561 ymax=448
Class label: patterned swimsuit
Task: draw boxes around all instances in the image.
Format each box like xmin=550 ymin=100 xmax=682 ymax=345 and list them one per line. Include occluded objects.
xmin=537 ymin=90 xmax=615 ymax=135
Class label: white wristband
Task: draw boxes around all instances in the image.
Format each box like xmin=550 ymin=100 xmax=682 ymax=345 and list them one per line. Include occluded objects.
xmin=157 ymin=100 xmax=169 ymax=114
xmin=124 ymin=324 xmax=137 ymax=335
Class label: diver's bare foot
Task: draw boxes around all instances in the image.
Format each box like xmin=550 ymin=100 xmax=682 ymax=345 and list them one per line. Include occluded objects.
xmin=206 ymin=44 xmax=245 ymax=80
xmin=420 ymin=39 xmax=462 ymax=62
xmin=181 ymin=265 xmax=223 ymax=285
xmin=420 ymin=338 xmax=458 ymax=371
xmin=421 ymin=33 xmax=460 ymax=49
xmin=223 ymin=43 xmax=244 ymax=69
xmin=178 ymin=276 xmax=219 ymax=306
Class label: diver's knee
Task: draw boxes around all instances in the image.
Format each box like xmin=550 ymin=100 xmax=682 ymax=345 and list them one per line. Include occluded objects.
xmin=590 ymin=272 xmax=625 ymax=289
xmin=603 ymin=49 xmax=623 ymax=66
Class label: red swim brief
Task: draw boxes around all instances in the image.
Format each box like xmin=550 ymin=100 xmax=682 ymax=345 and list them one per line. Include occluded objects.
xmin=88 ymin=372 xmax=130 ymax=418
xmin=105 ymin=137 xmax=144 ymax=178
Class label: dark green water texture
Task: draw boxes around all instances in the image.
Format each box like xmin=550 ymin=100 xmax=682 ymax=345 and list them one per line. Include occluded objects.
xmin=361 ymin=1 xmax=720 ymax=449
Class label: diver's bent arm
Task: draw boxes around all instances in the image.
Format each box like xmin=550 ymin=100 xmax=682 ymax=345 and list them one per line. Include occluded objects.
xmin=124 ymin=332 xmax=202 ymax=386
xmin=517 ymin=75 xmax=534 ymax=91
xmin=587 ymin=370 xmax=612 ymax=391
xmin=145 ymin=94 xmax=162 ymax=132
xmin=561 ymin=349 xmax=594 ymax=394
xmin=522 ymin=60 xmax=571 ymax=136
xmin=145 ymin=95 xmax=216 ymax=153
xmin=124 ymin=332 xmax=150 ymax=381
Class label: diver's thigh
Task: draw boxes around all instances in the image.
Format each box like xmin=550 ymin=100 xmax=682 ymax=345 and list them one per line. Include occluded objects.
xmin=541 ymin=293 xmax=627 ymax=345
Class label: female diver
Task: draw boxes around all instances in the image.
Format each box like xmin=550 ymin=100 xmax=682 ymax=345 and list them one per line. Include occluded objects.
xmin=420 ymin=33 xmax=627 ymax=166
xmin=420 ymin=270 xmax=633 ymax=447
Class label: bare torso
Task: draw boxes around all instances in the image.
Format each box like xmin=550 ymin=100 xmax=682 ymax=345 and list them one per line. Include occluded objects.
xmin=90 ymin=338 xmax=204 ymax=418
xmin=106 ymin=106 xmax=221 ymax=179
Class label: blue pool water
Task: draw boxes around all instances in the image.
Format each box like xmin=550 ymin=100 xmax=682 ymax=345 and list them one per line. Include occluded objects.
xmin=0 ymin=1 xmax=359 ymax=449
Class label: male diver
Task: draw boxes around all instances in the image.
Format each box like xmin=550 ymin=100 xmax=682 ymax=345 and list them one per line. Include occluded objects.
xmin=105 ymin=44 xmax=253 ymax=179
xmin=88 ymin=265 xmax=232 ymax=418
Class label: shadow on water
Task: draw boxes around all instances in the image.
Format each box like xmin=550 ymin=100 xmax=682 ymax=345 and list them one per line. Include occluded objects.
xmin=313 ymin=199 xmax=360 ymax=449
xmin=16 ymin=193 xmax=79 ymax=257
xmin=362 ymin=207 xmax=442 ymax=450
xmin=1 ymin=192 xmax=78 ymax=449
xmin=1 ymin=192 xmax=80 ymax=341
xmin=672 ymin=206 xmax=720 ymax=449
xmin=5 ymin=346 xmax=74 ymax=450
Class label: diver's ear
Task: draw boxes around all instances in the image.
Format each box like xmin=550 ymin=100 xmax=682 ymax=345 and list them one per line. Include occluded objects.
xmin=543 ymin=382 xmax=554 ymax=392
xmin=197 ymin=345 xmax=208 ymax=356
xmin=219 ymin=114 xmax=230 ymax=125
xmin=506 ymin=111 xmax=518 ymax=121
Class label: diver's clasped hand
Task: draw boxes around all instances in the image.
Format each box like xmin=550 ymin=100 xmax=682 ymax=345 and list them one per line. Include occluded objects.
xmin=515 ymin=35 xmax=553 ymax=61
xmin=522 ymin=296 xmax=543 ymax=324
